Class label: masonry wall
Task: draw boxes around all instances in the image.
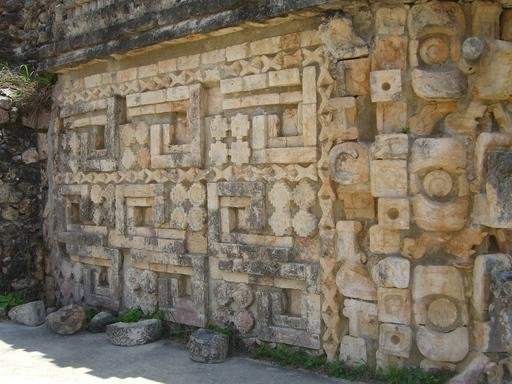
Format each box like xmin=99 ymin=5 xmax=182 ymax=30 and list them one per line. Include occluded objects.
xmin=0 ymin=96 xmax=48 ymax=300
xmin=45 ymin=0 xmax=512 ymax=376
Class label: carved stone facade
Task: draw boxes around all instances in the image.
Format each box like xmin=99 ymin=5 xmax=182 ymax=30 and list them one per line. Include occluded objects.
xmin=45 ymin=0 xmax=512 ymax=376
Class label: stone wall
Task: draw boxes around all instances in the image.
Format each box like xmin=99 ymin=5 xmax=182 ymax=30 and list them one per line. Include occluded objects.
xmin=44 ymin=0 xmax=512 ymax=378
xmin=0 ymin=92 xmax=48 ymax=299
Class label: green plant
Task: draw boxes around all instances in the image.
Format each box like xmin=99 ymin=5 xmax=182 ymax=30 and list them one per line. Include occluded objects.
xmin=401 ymin=126 xmax=411 ymax=134
xmin=115 ymin=308 xmax=165 ymax=323
xmin=381 ymin=366 xmax=450 ymax=384
xmin=0 ymin=63 xmax=56 ymax=112
xmin=84 ymin=307 xmax=98 ymax=323
xmin=254 ymin=344 xmax=326 ymax=370
xmin=116 ymin=307 xmax=144 ymax=323
xmin=253 ymin=343 xmax=452 ymax=384
xmin=0 ymin=292 xmax=24 ymax=311
xmin=207 ymin=323 xmax=234 ymax=338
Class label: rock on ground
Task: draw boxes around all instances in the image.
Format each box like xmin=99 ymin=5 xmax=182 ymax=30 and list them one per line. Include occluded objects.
xmin=188 ymin=328 xmax=229 ymax=363
xmin=88 ymin=311 xmax=116 ymax=333
xmin=106 ymin=319 xmax=161 ymax=346
xmin=8 ymin=300 xmax=45 ymax=326
xmin=46 ymin=304 xmax=86 ymax=335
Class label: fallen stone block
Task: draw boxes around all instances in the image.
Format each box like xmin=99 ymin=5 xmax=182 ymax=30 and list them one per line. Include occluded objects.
xmin=106 ymin=319 xmax=162 ymax=346
xmin=46 ymin=304 xmax=86 ymax=335
xmin=88 ymin=311 xmax=116 ymax=333
xmin=188 ymin=328 xmax=228 ymax=363
xmin=8 ymin=300 xmax=45 ymax=326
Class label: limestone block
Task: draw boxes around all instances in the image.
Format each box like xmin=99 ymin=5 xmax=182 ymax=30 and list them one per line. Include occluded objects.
xmin=339 ymin=335 xmax=368 ymax=366
xmin=408 ymin=2 xmax=465 ymax=41
xmin=226 ymin=43 xmax=250 ymax=62
xmin=88 ymin=311 xmax=116 ymax=333
xmin=375 ymin=101 xmax=407 ymax=134
xmin=370 ymin=160 xmax=407 ymax=197
xmin=329 ymin=142 xmax=369 ymax=187
xmin=486 ymin=151 xmax=512 ymax=228
xmin=343 ymin=299 xmax=378 ymax=339
xmin=268 ymin=69 xmax=300 ymax=87
xmin=408 ymin=102 xmax=457 ymax=136
xmin=337 ymin=192 xmax=375 ymax=220
xmin=371 ymin=257 xmax=410 ymax=288
xmin=318 ymin=16 xmax=368 ymax=60
xmin=376 ymin=7 xmax=407 ymax=35
xmin=416 ymin=326 xmax=469 ymax=363
xmin=107 ymin=319 xmax=162 ymax=346
xmin=503 ymin=10 xmax=512 ymax=41
xmin=471 ymin=1 xmax=502 ymax=38
xmin=410 ymin=138 xmax=469 ymax=232
xmin=411 ymin=68 xmax=467 ymax=100
xmin=250 ymin=36 xmax=281 ymax=56
xmin=472 ymin=254 xmax=512 ymax=318
xmin=373 ymin=35 xmax=407 ymax=70
xmin=412 ymin=266 xmax=467 ymax=329
xmin=336 ymin=58 xmax=370 ymax=96
xmin=420 ymin=360 xmax=456 ymax=373
xmin=336 ymin=221 xmax=377 ymax=301
xmin=447 ymin=353 xmax=490 ymax=384
xmin=188 ymin=329 xmax=229 ymax=363
xmin=379 ymin=323 xmax=412 ymax=358
xmin=370 ymin=70 xmax=402 ymax=102
xmin=377 ymin=288 xmax=411 ymax=324
xmin=8 ymin=301 xmax=46 ymax=327
xmin=372 ymin=134 xmax=408 ymax=160
xmin=377 ymin=198 xmax=409 ymax=229
xmin=369 ymin=225 xmax=400 ymax=254
xmin=46 ymin=305 xmax=86 ymax=335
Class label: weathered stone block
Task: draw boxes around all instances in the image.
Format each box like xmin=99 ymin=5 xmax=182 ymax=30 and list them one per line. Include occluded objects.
xmin=46 ymin=304 xmax=86 ymax=335
xmin=8 ymin=301 xmax=46 ymax=327
xmin=188 ymin=329 xmax=229 ymax=363
xmin=106 ymin=319 xmax=162 ymax=346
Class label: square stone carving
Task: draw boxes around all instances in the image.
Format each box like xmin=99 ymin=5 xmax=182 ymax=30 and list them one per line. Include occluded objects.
xmin=156 ymin=255 xmax=208 ymax=327
xmin=113 ymin=184 xmax=185 ymax=254
xmin=61 ymin=96 xmax=126 ymax=172
xmin=256 ymin=286 xmax=320 ymax=349
xmin=221 ymin=66 xmax=318 ymax=164
xmin=370 ymin=69 xmax=402 ymax=102
xmin=67 ymin=244 xmax=122 ymax=311
xmin=146 ymin=84 xmax=205 ymax=168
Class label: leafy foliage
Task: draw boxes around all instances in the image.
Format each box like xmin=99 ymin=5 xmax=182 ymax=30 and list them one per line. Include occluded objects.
xmin=0 ymin=63 xmax=56 ymax=111
xmin=0 ymin=292 xmax=24 ymax=311
xmin=84 ymin=307 xmax=98 ymax=323
xmin=115 ymin=307 xmax=163 ymax=323
xmin=207 ymin=323 xmax=234 ymax=338
xmin=253 ymin=343 xmax=452 ymax=384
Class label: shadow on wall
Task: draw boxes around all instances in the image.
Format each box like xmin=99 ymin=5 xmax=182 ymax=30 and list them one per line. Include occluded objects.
xmin=0 ymin=322 xmax=338 ymax=384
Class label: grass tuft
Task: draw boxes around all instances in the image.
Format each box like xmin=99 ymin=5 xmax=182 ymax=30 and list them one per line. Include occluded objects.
xmin=253 ymin=343 xmax=452 ymax=383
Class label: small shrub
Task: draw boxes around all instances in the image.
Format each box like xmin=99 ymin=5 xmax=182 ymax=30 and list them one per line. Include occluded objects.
xmin=84 ymin=307 xmax=98 ymax=323
xmin=116 ymin=307 xmax=144 ymax=323
xmin=207 ymin=323 xmax=234 ymax=338
xmin=115 ymin=308 xmax=164 ymax=323
xmin=0 ymin=292 xmax=24 ymax=311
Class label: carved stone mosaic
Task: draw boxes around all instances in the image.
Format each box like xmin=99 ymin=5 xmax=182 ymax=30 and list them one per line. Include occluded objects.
xmin=46 ymin=2 xmax=512 ymax=377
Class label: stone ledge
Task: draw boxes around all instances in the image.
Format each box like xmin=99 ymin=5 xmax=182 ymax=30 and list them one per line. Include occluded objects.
xmin=39 ymin=0 xmax=333 ymax=70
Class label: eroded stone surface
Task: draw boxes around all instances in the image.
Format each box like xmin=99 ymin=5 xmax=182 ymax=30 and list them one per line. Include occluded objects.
xmin=8 ymin=301 xmax=45 ymax=327
xmin=188 ymin=329 xmax=228 ymax=363
xmin=39 ymin=3 xmax=512 ymax=373
xmin=106 ymin=320 xmax=162 ymax=346
xmin=46 ymin=305 xmax=86 ymax=335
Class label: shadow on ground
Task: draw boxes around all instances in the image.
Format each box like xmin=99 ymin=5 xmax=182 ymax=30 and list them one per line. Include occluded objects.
xmin=0 ymin=321 xmax=346 ymax=384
